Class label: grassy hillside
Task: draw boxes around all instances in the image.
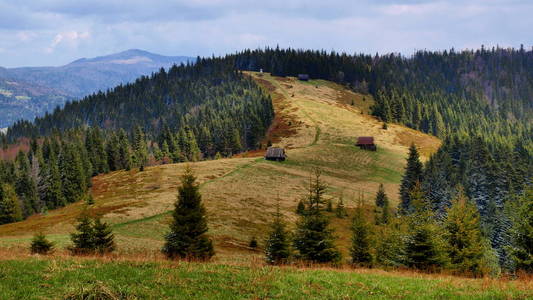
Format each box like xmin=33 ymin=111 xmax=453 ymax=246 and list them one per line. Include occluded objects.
xmin=0 ymin=72 xmax=441 ymax=261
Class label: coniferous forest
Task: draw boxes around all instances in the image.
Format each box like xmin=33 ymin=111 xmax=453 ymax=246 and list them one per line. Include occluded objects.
xmin=0 ymin=47 xmax=531 ymax=275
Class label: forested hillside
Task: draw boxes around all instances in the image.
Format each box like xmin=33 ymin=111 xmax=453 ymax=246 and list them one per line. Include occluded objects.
xmin=0 ymin=58 xmax=273 ymax=221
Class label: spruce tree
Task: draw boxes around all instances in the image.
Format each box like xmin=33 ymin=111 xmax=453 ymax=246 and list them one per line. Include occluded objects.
xmin=375 ymin=184 xmax=388 ymax=208
xmin=265 ymin=201 xmax=291 ymax=265
xmin=399 ymin=143 xmax=423 ymax=215
xmin=508 ymin=188 xmax=533 ymax=272
xmin=293 ymin=169 xmax=340 ymax=263
xmin=132 ymin=126 xmax=149 ymax=170
xmin=350 ymin=201 xmax=373 ymax=266
xmin=0 ymin=183 xmax=23 ymax=224
xmin=30 ymin=232 xmax=54 ymax=254
xmin=69 ymin=215 xmax=95 ymax=254
xmin=444 ymin=188 xmax=492 ymax=276
xmin=162 ymin=166 xmax=214 ymax=260
xmin=60 ymin=143 xmax=86 ymax=203
xmin=405 ymin=183 xmax=448 ymax=271
xmin=39 ymin=147 xmax=65 ymax=209
xmin=93 ymin=218 xmax=116 ymax=254
xmin=15 ymin=151 xmax=38 ymax=217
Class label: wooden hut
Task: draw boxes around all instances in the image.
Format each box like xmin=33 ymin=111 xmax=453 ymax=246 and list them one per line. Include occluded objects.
xmin=265 ymin=147 xmax=286 ymax=161
xmin=356 ymin=136 xmax=376 ymax=151
xmin=297 ymin=74 xmax=310 ymax=81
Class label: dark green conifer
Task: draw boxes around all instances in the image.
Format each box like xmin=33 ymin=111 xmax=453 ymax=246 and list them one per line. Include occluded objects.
xmin=69 ymin=215 xmax=95 ymax=254
xmin=93 ymin=218 xmax=116 ymax=254
xmin=375 ymin=184 xmax=388 ymax=208
xmin=296 ymin=199 xmax=305 ymax=215
xmin=162 ymin=166 xmax=214 ymax=260
xmin=399 ymin=143 xmax=424 ymax=215
xmin=350 ymin=200 xmax=373 ymax=267
xmin=265 ymin=201 xmax=291 ymax=265
xmin=0 ymin=183 xmax=23 ymax=224
xmin=444 ymin=188 xmax=492 ymax=276
xmin=30 ymin=232 xmax=54 ymax=254
xmin=249 ymin=237 xmax=258 ymax=249
xmin=293 ymin=169 xmax=340 ymax=263
xmin=508 ymin=188 xmax=533 ymax=272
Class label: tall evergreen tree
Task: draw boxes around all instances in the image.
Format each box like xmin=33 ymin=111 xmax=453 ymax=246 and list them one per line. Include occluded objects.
xmin=375 ymin=184 xmax=388 ymax=208
xmin=162 ymin=166 xmax=214 ymax=260
xmin=93 ymin=218 xmax=116 ymax=254
xmin=265 ymin=201 xmax=291 ymax=265
xmin=0 ymin=183 xmax=23 ymax=224
xmin=69 ymin=215 xmax=95 ymax=254
xmin=293 ymin=169 xmax=340 ymax=263
xmin=508 ymin=188 xmax=533 ymax=272
xmin=399 ymin=144 xmax=424 ymax=215
xmin=132 ymin=126 xmax=149 ymax=170
xmin=350 ymin=200 xmax=373 ymax=266
xmin=444 ymin=188 xmax=493 ymax=276
xmin=60 ymin=143 xmax=87 ymax=203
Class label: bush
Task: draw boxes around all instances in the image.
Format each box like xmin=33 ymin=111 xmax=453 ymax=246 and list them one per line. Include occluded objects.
xmin=249 ymin=237 xmax=258 ymax=249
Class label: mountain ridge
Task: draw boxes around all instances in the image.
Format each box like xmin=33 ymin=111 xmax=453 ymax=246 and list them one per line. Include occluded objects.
xmin=0 ymin=50 xmax=195 ymax=127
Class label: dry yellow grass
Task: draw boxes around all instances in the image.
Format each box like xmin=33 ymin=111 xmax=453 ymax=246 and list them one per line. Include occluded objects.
xmin=0 ymin=72 xmax=441 ymax=262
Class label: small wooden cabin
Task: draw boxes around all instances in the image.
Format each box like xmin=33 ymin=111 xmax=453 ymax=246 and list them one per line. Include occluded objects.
xmin=356 ymin=136 xmax=377 ymax=151
xmin=297 ymin=74 xmax=310 ymax=81
xmin=265 ymin=147 xmax=286 ymax=161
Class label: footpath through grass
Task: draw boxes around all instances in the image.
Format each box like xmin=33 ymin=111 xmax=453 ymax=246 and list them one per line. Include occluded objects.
xmin=0 ymin=258 xmax=531 ymax=299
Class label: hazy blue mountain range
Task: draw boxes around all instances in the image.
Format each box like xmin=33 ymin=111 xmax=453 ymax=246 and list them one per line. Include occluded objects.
xmin=0 ymin=49 xmax=194 ymax=128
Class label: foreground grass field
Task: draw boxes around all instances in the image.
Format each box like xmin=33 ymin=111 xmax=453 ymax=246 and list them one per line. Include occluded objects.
xmin=0 ymin=256 xmax=531 ymax=300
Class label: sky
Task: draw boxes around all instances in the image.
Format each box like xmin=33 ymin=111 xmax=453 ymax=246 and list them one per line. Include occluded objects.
xmin=0 ymin=0 xmax=531 ymax=68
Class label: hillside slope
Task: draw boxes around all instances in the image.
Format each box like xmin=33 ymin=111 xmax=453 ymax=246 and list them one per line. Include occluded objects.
xmin=0 ymin=72 xmax=440 ymax=261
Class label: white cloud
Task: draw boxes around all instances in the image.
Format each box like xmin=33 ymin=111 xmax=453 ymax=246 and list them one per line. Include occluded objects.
xmin=45 ymin=30 xmax=90 ymax=53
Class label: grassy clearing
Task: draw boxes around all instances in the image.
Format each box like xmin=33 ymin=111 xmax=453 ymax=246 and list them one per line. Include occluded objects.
xmin=0 ymin=257 xmax=530 ymax=300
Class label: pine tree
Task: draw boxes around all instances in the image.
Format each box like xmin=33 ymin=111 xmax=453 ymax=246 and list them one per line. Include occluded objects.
xmin=508 ymin=188 xmax=533 ymax=272
xmin=30 ymin=232 xmax=54 ymax=254
xmin=374 ymin=219 xmax=408 ymax=267
xmin=39 ymin=147 xmax=65 ymax=209
xmin=400 ymin=143 xmax=424 ymax=215
xmin=162 ymin=166 xmax=214 ymax=260
xmin=265 ymin=201 xmax=291 ymax=265
xmin=293 ymin=169 xmax=340 ymax=263
xmin=444 ymin=188 xmax=492 ymax=276
xmin=405 ymin=182 xmax=448 ymax=271
xmin=69 ymin=215 xmax=95 ymax=254
xmin=350 ymin=201 xmax=373 ymax=266
xmin=15 ymin=151 xmax=38 ymax=217
xmin=0 ymin=183 xmax=23 ymax=224
xmin=60 ymin=143 xmax=86 ymax=203
xmin=93 ymin=218 xmax=116 ymax=254
xmin=132 ymin=126 xmax=149 ymax=170
xmin=375 ymin=184 xmax=388 ymax=208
